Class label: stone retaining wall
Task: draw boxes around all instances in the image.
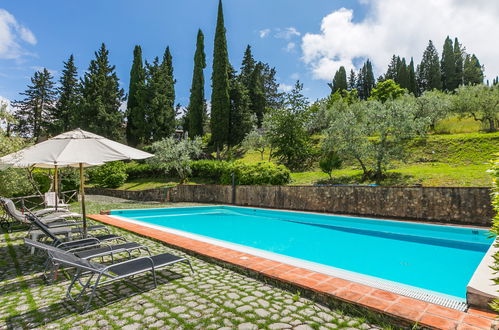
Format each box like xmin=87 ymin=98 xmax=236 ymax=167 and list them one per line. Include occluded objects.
xmin=86 ymin=185 xmax=494 ymax=226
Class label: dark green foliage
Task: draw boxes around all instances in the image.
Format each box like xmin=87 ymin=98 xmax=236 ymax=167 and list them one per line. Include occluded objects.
xmin=139 ymin=48 xmax=176 ymax=143
xmin=80 ymin=43 xmax=125 ymax=140
xmin=417 ymin=40 xmax=442 ymax=93
xmin=440 ymin=36 xmax=458 ymax=91
xmin=51 ymin=55 xmax=80 ymax=135
xmin=463 ymin=54 xmax=484 ymax=85
xmin=347 ymin=69 xmax=356 ymax=91
xmin=240 ymin=45 xmax=255 ymax=88
xmin=454 ymin=37 xmax=464 ymax=86
xmin=210 ymin=0 xmax=231 ymax=151
xmin=396 ymin=58 xmax=409 ymax=89
xmin=407 ymin=58 xmax=417 ymax=95
xmin=89 ymin=161 xmax=128 ymax=188
xmin=32 ymin=170 xmax=51 ymax=194
xmin=190 ymin=160 xmax=291 ymax=185
xmin=356 ymin=60 xmax=375 ymax=100
xmin=329 ymin=66 xmax=348 ymax=94
xmin=13 ymin=68 xmax=57 ymax=141
xmin=248 ymin=62 xmax=266 ymax=126
xmin=125 ymin=161 xmax=165 ymax=179
xmin=261 ymin=63 xmax=285 ymax=112
xmin=266 ymin=81 xmax=313 ymax=171
xmin=228 ymin=66 xmax=252 ymax=146
xmin=126 ymin=45 xmax=147 ymax=146
xmin=187 ymin=30 xmax=207 ymax=138
xmin=319 ymin=151 xmax=342 ymax=179
xmin=385 ymin=55 xmax=398 ymax=81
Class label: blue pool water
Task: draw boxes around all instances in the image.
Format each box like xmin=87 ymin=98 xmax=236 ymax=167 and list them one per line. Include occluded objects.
xmin=110 ymin=206 xmax=492 ymax=299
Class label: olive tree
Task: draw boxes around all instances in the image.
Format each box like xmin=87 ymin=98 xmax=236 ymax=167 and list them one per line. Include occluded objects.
xmin=148 ymin=137 xmax=203 ymax=183
xmin=324 ymin=96 xmax=429 ymax=182
xmin=241 ymin=127 xmax=271 ymax=161
xmin=413 ymin=90 xmax=452 ymax=131
xmin=452 ymin=84 xmax=499 ymax=132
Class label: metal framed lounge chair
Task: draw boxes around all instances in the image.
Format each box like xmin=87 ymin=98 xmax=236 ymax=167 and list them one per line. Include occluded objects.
xmin=48 ymin=248 xmax=193 ymax=312
xmin=0 ymin=197 xmax=82 ymax=232
xmin=26 ymin=214 xmax=125 ymax=251
xmin=24 ymin=238 xmax=151 ymax=280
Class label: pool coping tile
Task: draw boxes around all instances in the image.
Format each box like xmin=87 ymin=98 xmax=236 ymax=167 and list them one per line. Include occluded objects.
xmin=89 ymin=213 xmax=498 ymax=329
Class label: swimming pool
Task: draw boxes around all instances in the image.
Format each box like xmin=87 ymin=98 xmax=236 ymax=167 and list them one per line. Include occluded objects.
xmin=110 ymin=206 xmax=492 ymax=307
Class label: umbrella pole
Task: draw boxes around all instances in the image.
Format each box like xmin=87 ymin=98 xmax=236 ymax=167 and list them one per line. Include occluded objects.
xmin=54 ymin=165 xmax=58 ymax=211
xmin=79 ymin=163 xmax=87 ymax=237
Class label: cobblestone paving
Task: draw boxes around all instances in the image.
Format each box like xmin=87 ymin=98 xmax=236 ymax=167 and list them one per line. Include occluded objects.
xmin=0 ymin=200 xmax=386 ymax=329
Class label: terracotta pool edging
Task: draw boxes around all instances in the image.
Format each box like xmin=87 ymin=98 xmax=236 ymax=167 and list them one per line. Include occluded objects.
xmin=88 ymin=213 xmax=498 ymax=329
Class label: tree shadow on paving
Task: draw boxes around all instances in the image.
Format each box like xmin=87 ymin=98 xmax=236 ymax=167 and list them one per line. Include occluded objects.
xmin=5 ymin=270 xmax=184 ymax=328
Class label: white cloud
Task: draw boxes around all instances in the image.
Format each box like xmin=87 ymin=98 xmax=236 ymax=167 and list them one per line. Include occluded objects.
xmin=259 ymin=28 xmax=271 ymax=38
xmin=0 ymin=95 xmax=12 ymax=112
xmin=284 ymin=42 xmax=296 ymax=53
xmin=278 ymin=83 xmax=293 ymax=93
xmin=301 ymin=0 xmax=499 ymax=81
xmin=0 ymin=9 xmax=37 ymax=60
xmin=275 ymin=27 xmax=301 ymax=40
xmin=290 ymin=72 xmax=300 ymax=80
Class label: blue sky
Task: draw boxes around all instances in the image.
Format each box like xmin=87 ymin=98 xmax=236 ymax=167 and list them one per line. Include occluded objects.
xmin=1 ymin=0 xmax=498 ymax=110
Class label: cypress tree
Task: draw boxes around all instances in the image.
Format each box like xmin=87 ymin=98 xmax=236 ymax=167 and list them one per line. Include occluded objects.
xmin=240 ymin=45 xmax=255 ymax=89
xmin=187 ymin=29 xmax=207 ymax=138
xmin=397 ymin=57 xmax=409 ymax=89
xmin=463 ymin=54 xmax=484 ymax=85
xmin=248 ymin=62 xmax=266 ymax=126
xmin=80 ymin=43 xmax=125 ymax=140
xmin=228 ymin=66 xmax=252 ymax=146
xmin=162 ymin=46 xmax=176 ymax=138
xmin=51 ymin=55 xmax=80 ymax=135
xmin=13 ymin=68 xmax=56 ymax=140
xmin=417 ymin=40 xmax=442 ymax=93
xmin=357 ymin=60 xmax=375 ymax=99
xmin=126 ymin=45 xmax=146 ymax=146
xmin=440 ymin=36 xmax=457 ymax=91
xmin=407 ymin=57 xmax=417 ymax=95
xmin=210 ymin=0 xmax=231 ymax=153
xmin=347 ymin=69 xmax=356 ymax=91
xmin=329 ymin=66 xmax=347 ymax=94
xmin=454 ymin=37 xmax=464 ymax=86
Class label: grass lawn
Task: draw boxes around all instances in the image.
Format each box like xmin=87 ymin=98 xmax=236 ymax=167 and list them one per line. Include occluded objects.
xmin=290 ymin=163 xmax=491 ymax=187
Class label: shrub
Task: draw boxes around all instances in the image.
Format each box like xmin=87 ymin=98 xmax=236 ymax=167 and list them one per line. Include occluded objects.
xmin=191 ymin=160 xmax=291 ymax=185
xmin=319 ymin=151 xmax=343 ymax=179
xmin=490 ymin=155 xmax=499 ymax=312
xmin=89 ymin=161 xmax=128 ymax=188
xmin=125 ymin=161 xmax=165 ymax=179
xmin=190 ymin=160 xmax=229 ymax=181
xmin=32 ymin=170 xmax=51 ymax=193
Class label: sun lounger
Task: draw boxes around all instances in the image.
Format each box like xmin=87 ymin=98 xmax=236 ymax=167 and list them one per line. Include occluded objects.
xmin=48 ymin=247 xmax=193 ymax=312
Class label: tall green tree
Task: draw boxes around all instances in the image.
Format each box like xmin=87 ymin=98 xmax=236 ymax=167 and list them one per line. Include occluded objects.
xmin=454 ymin=37 xmax=464 ymax=86
xmin=440 ymin=36 xmax=457 ymax=91
xmin=261 ymin=63 xmax=284 ymax=111
xmin=51 ymin=55 xmax=80 ymax=135
xmin=13 ymin=68 xmax=56 ymax=141
xmin=329 ymin=66 xmax=348 ymax=94
xmin=397 ymin=57 xmax=409 ymax=89
xmin=417 ymin=40 xmax=442 ymax=93
xmin=228 ymin=66 xmax=252 ymax=146
xmin=357 ymin=60 xmax=375 ymax=100
xmin=248 ymin=62 xmax=266 ymax=126
xmin=240 ymin=45 xmax=255 ymax=89
xmin=187 ymin=29 xmax=207 ymax=138
xmin=125 ymin=45 xmax=146 ymax=146
xmin=80 ymin=43 xmax=125 ymax=140
xmin=210 ymin=0 xmax=231 ymax=154
xmin=463 ymin=54 xmax=484 ymax=85
xmin=407 ymin=58 xmax=417 ymax=95
xmin=385 ymin=55 xmax=399 ymax=81
xmin=348 ymin=69 xmax=356 ymax=91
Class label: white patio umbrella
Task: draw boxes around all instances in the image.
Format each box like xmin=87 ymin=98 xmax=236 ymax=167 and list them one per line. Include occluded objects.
xmin=0 ymin=128 xmax=153 ymax=236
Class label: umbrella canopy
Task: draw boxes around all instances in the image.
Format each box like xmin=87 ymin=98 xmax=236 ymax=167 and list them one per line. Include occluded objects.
xmin=0 ymin=128 xmax=154 ymax=235
xmin=0 ymin=129 xmax=152 ymax=169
